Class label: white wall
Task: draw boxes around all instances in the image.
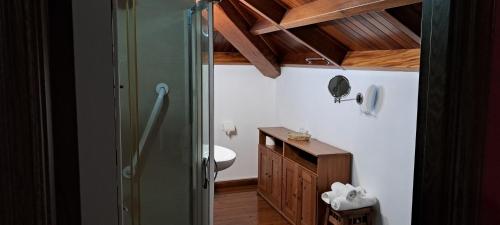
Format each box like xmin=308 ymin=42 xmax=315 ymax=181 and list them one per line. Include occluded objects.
xmin=214 ymin=65 xmax=419 ymax=225
xmin=275 ymin=67 xmax=419 ymax=225
xmin=214 ymin=65 xmax=277 ymax=181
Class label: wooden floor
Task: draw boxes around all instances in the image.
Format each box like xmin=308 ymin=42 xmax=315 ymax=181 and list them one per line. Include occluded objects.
xmin=214 ymin=185 xmax=291 ymax=225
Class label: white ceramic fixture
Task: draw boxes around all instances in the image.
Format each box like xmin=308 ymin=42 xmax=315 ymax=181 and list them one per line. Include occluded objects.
xmin=203 ymin=145 xmax=237 ymax=172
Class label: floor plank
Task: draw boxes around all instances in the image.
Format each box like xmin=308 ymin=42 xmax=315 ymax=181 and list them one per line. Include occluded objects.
xmin=215 ymin=185 xmax=291 ymax=225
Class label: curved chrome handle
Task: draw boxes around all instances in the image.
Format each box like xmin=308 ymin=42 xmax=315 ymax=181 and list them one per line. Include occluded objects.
xmin=123 ymin=83 xmax=169 ymax=179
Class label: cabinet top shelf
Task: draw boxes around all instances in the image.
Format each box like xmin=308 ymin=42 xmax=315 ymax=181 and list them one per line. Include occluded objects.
xmin=258 ymin=127 xmax=350 ymax=157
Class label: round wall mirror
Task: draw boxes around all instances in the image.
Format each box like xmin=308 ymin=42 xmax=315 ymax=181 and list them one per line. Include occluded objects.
xmin=328 ymin=75 xmax=351 ymax=101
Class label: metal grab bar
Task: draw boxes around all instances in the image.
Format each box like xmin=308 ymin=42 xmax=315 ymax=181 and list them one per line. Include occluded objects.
xmin=123 ymin=83 xmax=169 ymax=179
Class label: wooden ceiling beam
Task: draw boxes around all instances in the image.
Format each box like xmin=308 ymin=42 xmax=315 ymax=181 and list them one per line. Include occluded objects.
xmin=214 ymin=52 xmax=251 ymax=65
xmin=214 ymin=1 xmax=281 ymax=78
xmin=216 ymin=49 xmax=421 ymax=71
xmin=249 ymin=0 xmax=422 ymax=35
xmin=341 ymin=48 xmax=420 ymax=71
xmin=241 ymin=0 xmax=348 ymax=67
xmin=375 ymin=11 xmax=421 ymax=45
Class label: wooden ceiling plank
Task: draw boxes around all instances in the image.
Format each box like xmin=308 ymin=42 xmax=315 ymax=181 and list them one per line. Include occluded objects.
xmin=379 ymin=11 xmax=421 ymax=45
xmin=357 ymin=14 xmax=405 ymax=49
xmin=244 ymin=0 xmax=287 ymax=23
xmin=250 ymin=0 xmax=422 ymax=35
xmin=260 ymin=31 xmax=312 ymax=55
xmin=214 ymin=52 xmax=251 ymax=65
xmin=344 ymin=16 xmax=396 ymax=49
xmin=345 ymin=18 xmax=381 ymax=49
xmin=364 ymin=12 xmax=419 ymax=48
xmin=386 ymin=3 xmax=423 ymax=36
xmin=227 ymin=0 xmax=258 ymax=26
xmin=288 ymin=26 xmax=347 ymax=65
xmin=341 ymin=48 xmax=420 ymax=71
xmin=250 ymin=19 xmax=280 ymax=35
xmin=318 ymin=21 xmax=369 ymax=51
xmin=277 ymin=0 xmax=315 ymax=9
xmin=360 ymin=13 xmax=407 ymax=48
xmin=214 ymin=2 xmax=281 ymax=77
xmin=241 ymin=0 xmax=348 ymax=67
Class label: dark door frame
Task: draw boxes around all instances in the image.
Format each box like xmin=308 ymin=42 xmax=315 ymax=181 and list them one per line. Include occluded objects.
xmin=1 ymin=0 xmax=497 ymax=225
xmin=71 ymin=0 xmax=119 ymax=224
xmin=1 ymin=0 xmax=116 ymax=224
xmin=412 ymin=0 xmax=496 ymax=225
xmin=0 ymin=1 xmax=53 ymax=224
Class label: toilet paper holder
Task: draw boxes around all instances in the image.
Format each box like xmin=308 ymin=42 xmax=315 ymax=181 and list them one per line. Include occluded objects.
xmin=222 ymin=121 xmax=237 ymax=136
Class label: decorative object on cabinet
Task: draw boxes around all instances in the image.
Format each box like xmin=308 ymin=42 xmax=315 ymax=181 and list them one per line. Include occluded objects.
xmin=287 ymin=131 xmax=312 ymax=141
xmin=258 ymin=127 xmax=352 ymax=225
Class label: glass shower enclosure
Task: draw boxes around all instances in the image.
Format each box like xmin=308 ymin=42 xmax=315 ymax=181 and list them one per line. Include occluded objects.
xmin=114 ymin=0 xmax=214 ymax=224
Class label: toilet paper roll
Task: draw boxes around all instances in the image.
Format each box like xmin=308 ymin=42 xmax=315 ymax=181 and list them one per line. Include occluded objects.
xmin=223 ymin=121 xmax=236 ymax=135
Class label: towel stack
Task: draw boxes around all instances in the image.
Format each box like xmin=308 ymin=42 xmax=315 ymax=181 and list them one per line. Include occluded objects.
xmin=321 ymin=182 xmax=377 ymax=211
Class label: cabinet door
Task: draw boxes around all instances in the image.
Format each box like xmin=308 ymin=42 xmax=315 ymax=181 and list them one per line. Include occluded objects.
xmin=299 ymin=169 xmax=317 ymax=225
xmin=268 ymin=151 xmax=282 ymax=208
xmin=282 ymin=159 xmax=299 ymax=221
xmin=258 ymin=145 xmax=269 ymax=194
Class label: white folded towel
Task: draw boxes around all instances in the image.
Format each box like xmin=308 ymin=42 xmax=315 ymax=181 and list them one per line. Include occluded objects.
xmin=321 ymin=191 xmax=340 ymax=204
xmin=330 ymin=182 xmax=346 ymax=198
xmin=331 ymin=182 xmax=345 ymax=194
xmin=321 ymin=183 xmax=357 ymax=204
xmin=331 ymin=194 xmax=377 ymax=211
xmin=321 ymin=192 xmax=332 ymax=204
xmin=343 ymin=184 xmax=358 ymax=201
xmin=323 ymin=182 xmax=358 ymax=203
xmin=346 ymin=184 xmax=367 ymax=199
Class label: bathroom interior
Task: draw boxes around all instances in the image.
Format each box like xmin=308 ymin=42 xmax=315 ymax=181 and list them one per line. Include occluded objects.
xmin=115 ymin=0 xmax=422 ymax=225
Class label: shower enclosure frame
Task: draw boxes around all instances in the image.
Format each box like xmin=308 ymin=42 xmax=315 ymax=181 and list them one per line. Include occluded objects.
xmin=114 ymin=0 xmax=216 ymax=225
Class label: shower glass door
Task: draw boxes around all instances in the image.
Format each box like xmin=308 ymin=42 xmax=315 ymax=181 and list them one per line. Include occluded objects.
xmin=115 ymin=0 xmax=214 ymax=224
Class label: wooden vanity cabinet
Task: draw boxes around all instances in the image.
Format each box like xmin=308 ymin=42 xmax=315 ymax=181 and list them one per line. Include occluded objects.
xmin=258 ymin=127 xmax=352 ymax=225
xmin=269 ymin=150 xmax=283 ymax=208
xmin=258 ymin=144 xmax=282 ymax=208
xmin=299 ymin=168 xmax=317 ymax=225
xmin=258 ymin=145 xmax=269 ymax=193
xmin=282 ymin=159 xmax=299 ymax=220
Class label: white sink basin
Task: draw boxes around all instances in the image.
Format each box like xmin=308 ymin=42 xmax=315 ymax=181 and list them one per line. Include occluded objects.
xmin=214 ymin=145 xmax=237 ymax=172
xmin=203 ymin=145 xmax=237 ymax=172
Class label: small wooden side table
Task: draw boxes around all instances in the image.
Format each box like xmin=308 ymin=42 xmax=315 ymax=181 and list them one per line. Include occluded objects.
xmin=322 ymin=204 xmax=374 ymax=225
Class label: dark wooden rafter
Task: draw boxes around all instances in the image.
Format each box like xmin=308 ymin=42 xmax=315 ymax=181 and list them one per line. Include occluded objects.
xmin=241 ymin=0 xmax=348 ymax=67
xmin=250 ymin=0 xmax=422 ymax=35
xmin=214 ymin=0 xmax=281 ymax=77
xmin=214 ymin=0 xmax=423 ymax=71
